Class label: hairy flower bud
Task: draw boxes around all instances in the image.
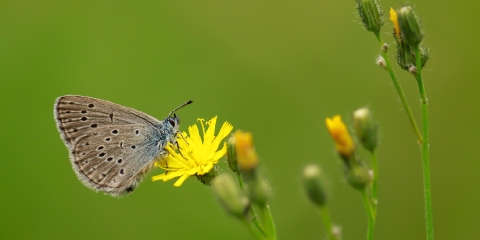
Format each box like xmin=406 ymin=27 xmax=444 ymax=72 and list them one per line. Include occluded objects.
xmin=356 ymin=0 xmax=384 ymax=33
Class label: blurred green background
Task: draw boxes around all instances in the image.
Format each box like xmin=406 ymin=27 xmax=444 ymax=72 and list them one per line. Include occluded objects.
xmin=1 ymin=1 xmax=478 ymax=239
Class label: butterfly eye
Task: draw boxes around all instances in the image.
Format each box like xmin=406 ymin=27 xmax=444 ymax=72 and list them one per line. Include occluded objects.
xmin=168 ymin=118 xmax=176 ymax=127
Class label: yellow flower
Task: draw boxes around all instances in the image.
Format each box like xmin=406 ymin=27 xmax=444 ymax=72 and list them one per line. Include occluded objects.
xmin=152 ymin=116 xmax=233 ymax=187
xmin=389 ymin=7 xmax=401 ymax=38
xmin=234 ymin=130 xmax=258 ymax=171
xmin=325 ymin=115 xmax=354 ymax=159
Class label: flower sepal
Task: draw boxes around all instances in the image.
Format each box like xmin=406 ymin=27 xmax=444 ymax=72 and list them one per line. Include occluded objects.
xmin=196 ymin=165 xmax=219 ymax=186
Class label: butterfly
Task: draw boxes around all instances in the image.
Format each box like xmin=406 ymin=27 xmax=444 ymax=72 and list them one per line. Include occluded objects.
xmin=54 ymin=95 xmax=192 ymax=196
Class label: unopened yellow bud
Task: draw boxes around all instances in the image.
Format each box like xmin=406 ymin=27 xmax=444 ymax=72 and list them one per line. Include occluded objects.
xmin=326 ymin=115 xmax=355 ymax=160
xmin=234 ymin=130 xmax=259 ymax=171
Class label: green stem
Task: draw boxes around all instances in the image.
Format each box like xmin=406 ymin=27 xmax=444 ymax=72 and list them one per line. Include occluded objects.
xmin=236 ymin=172 xmax=265 ymax=236
xmin=236 ymin=171 xmax=245 ymax=189
xmin=414 ymin=45 xmax=434 ymax=240
xmin=260 ymin=204 xmax=277 ymax=240
xmin=319 ymin=206 xmax=337 ymax=240
xmin=242 ymin=219 xmax=267 ymax=240
xmin=374 ymin=32 xmax=423 ymax=145
xmin=361 ymin=188 xmax=375 ymax=240
xmin=371 ymin=151 xmax=379 ymax=213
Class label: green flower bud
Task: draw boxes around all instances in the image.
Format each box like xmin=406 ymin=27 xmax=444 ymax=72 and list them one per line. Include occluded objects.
xmin=397 ymin=5 xmax=423 ymax=46
xmin=353 ymin=108 xmax=378 ymax=152
xmin=356 ymin=0 xmax=384 ymax=33
xmin=243 ymin=171 xmax=271 ymax=206
xmin=211 ymin=174 xmax=250 ymax=219
xmin=302 ymin=164 xmax=328 ymax=206
xmin=234 ymin=130 xmax=259 ymax=172
xmin=346 ymin=164 xmax=371 ymax=190
xmin=226 ymin=135 xmax=239 ymax=173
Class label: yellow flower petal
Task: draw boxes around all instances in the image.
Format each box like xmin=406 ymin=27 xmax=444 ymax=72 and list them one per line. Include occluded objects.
xmin=151 ymin=173 xmax=167 ymax=181
xmin=211 ymin=143 xmax=228 ymax=162
xmin=173 ymin=168 xmax=199 ymax=186
xmin=212 ymin=121 xmax=234 ymax=151
xmin=204 ymin=117 xmax=217 ymax=144
xmin=173 ymin=174 xmax=190 ymax=187
xmin=188 ymin=124 xmax=202 ymax=149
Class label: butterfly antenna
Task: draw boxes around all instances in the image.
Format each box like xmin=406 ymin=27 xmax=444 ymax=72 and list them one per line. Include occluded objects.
xmin=168 ymin=100 xmax=193 ymax=117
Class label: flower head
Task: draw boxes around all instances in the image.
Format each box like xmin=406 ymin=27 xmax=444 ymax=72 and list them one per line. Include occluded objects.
xmin=152 ymin=116 xmax=233 ymax=187
xmin=325 ymin=115 xmax=355 ymax=159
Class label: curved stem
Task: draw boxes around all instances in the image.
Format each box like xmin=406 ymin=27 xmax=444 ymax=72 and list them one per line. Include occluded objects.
xmin=242 ymin=219 xmax=267 ymax=240
xmin=236 ymin=172 xmax=245 ymax=189
xmin=237 ymin=172 xmax=265 ymax=236
xmin=414 ymin=45 xmax=434 ymax=240
xmin=361 ymin=188 xmax=375 ymax=240
xmin=371 ymin=151 xmax=379 ymax=213
xmin=374 ymin=32 xmax=423 ymax=145
xmin=319 ymin=206 xmax=337 ymax=240
xmin=260 ymin=204 xmax=277 ymax=240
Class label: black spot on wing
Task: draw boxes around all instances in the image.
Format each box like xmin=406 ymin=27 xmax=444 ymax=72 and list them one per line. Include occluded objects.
xmin=126 ymin=186 xmax=135 ymax=193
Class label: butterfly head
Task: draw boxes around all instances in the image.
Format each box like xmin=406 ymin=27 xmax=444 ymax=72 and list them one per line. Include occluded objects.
xmin=166 ymin=113 xmax=180 ymax=130
xmin=165 ymin=100 xmax=192 ymax=132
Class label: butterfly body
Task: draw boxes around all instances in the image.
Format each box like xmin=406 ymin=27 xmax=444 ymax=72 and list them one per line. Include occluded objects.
xmin=54 ymin=95 xmax=186 ymax=196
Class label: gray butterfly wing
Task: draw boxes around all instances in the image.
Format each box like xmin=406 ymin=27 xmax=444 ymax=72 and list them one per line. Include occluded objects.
xmin=54 ymin=95 xmax=169 ymax=196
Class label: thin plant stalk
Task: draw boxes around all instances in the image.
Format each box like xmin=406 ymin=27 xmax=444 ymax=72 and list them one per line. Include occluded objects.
xmin=414 ymin=45 xmax=434 ymax=240
xmin=259 ymin=204 xmax=277 ymax=240
xmin=361 ymin=188 xmax=375 ymax=240
xmin=242 ymin=219 xmax=267 ymax=240
xmin=371 ymin=151 xmax=379 ymax=213
xmin=374 ymin=32 xmax=423 ymax=145
xmin=319 ymin=206 xmax=337 ymax=240
xmin=236 ymin=172 xmax=266 ymax=236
